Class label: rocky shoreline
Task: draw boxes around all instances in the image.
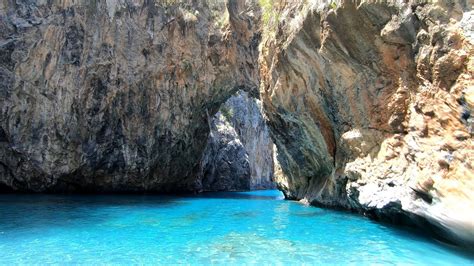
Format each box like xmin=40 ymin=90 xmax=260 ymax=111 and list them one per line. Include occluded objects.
xmin=1 ymin=0 xmax=472 ymax=248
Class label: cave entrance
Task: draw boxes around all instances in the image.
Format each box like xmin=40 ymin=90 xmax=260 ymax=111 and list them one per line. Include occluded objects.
xmin=199 ymin=90 xmax=276 ymax=192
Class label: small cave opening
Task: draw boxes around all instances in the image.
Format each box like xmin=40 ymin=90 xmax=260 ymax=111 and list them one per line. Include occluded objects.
xmin=199 ymin=90 xmax=276 ymax=192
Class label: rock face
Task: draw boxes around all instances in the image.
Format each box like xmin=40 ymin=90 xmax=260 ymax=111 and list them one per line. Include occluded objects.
xmin=199 ymin=110 xmax=251 ymax=191
xmin=200 ymin=90 xmax=274 ymax=191
xmin=0 ymin=0 xmax=260 ymax=192
xmin=259 ymin=0 xmax=473 ymax=246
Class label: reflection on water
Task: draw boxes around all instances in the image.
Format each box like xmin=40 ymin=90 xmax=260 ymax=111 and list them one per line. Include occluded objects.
xmin=0 ymin=190 xmax=472 ymax=264
xmin=273 ymin=202 xmax=290 ymax=231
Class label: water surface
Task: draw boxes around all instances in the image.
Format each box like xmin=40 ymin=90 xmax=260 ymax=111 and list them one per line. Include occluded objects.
xmin=0 ymin=190 xmax=472 ymax=264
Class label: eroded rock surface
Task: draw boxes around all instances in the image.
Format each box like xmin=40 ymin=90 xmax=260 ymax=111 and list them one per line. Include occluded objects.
xmin=259 ymin=0 xmax=473 ymax=246
xmin=200 ymin=91 xmax=274 ymax=191
xmin=0 ymin=0 xmax=260 ymax=192
xmin=199 ymin=110 xmax=251 ymax=191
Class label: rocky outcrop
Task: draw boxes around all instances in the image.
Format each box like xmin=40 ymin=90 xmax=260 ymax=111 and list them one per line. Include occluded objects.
xmin=200 ymin=90 xmax=274 ymax=191
xmin=0 ymin=0 xmax=260 ymax=192
xmin=259 ymin=0 xmax=473 ymax=246
xmin=199 ymin=110 xmax=251 ymax=191
xmin=223 ymin=91 xmax=274 ymax=189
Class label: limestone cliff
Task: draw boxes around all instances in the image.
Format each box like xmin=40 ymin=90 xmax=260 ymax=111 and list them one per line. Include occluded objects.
xmin=0 ymin=0 xmax=260 ymax=192
xmin=200 ymin=90 xmax=274 ymax=191
xmin=259 ymin=0 xmax=473 ymax=246
xmin=225 ymin=91 xmax=274 ymax=189
xmin=199 ymin=110 xmax=251 ymax=191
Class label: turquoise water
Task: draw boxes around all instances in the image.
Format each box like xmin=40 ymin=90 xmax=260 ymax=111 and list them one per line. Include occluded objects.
xmin=0 ymin=190 xmax=472 ymax=265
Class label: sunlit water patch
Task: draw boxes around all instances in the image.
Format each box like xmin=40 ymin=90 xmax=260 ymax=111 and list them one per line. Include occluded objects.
xmin=0 ymin=190 xmax=472 ymax=264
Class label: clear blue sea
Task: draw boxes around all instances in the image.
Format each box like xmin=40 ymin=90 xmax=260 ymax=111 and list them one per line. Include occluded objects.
xmin=0 ymin=190 xmax=472 ymax=265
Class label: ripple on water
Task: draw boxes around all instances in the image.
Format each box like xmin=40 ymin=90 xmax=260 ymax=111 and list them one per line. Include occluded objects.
xmin=232 ymin=211 xmax=261 ymax=218
xmin=292 ymin=210 xmax=326 ymax=218
xmin=0 ymin=191 xmax=472 ymax=264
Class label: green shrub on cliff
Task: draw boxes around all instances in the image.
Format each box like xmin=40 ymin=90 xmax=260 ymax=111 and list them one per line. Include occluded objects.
xmin=259 ymin=0 xmax=280 ymax=39
xmin=220 ymin=106 xmax=234 ymax=122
